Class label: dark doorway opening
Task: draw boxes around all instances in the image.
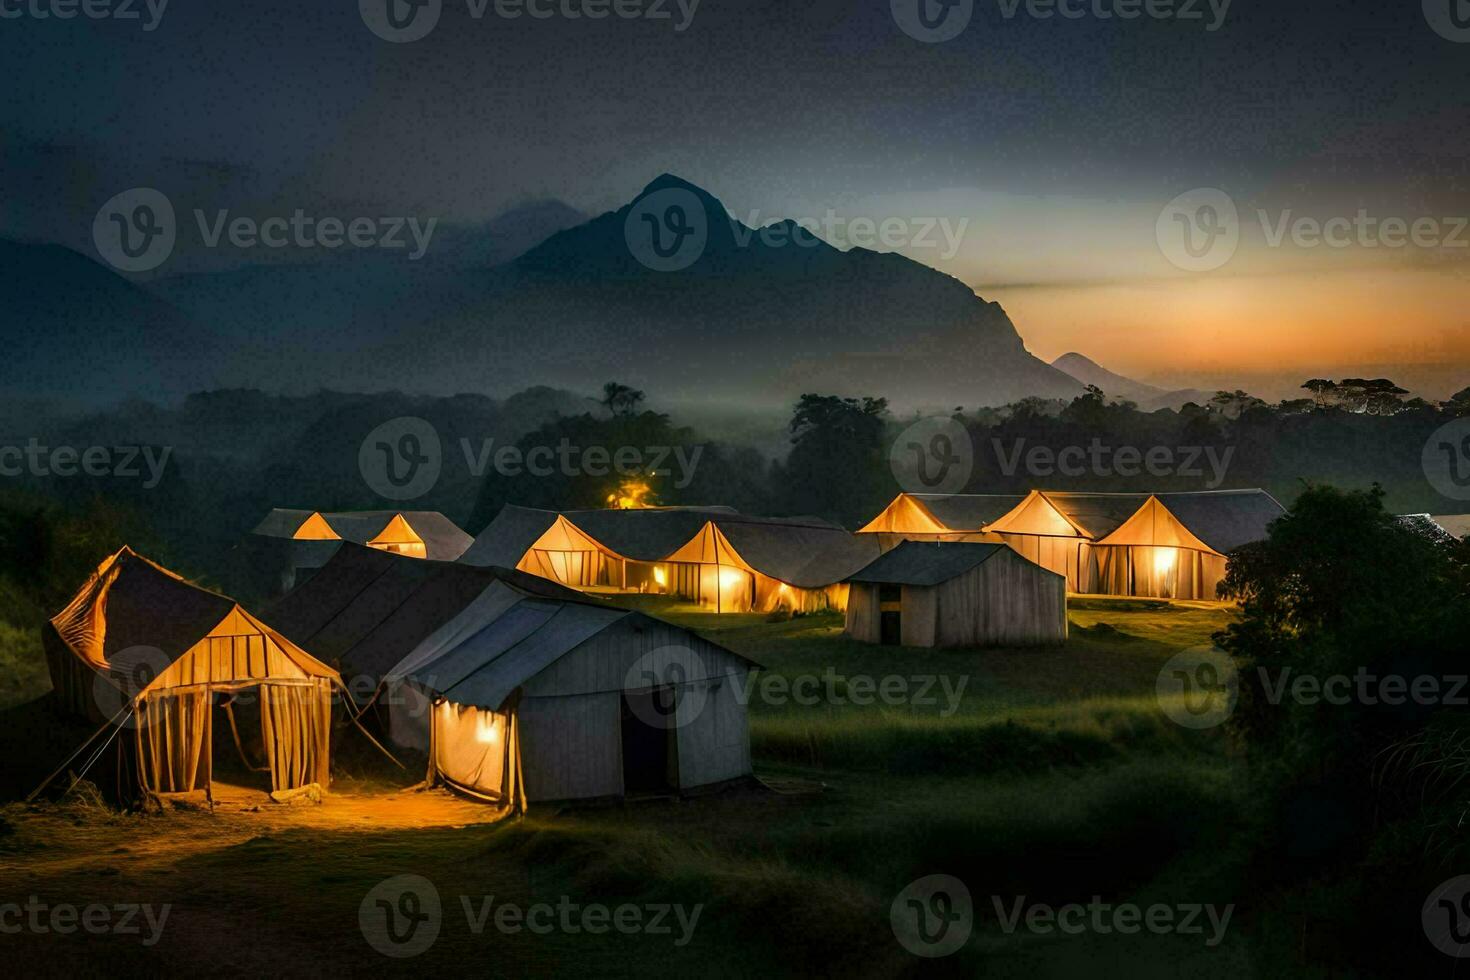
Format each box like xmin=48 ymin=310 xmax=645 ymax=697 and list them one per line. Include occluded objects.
xmin=620 ymin=687 xmax=679 ymax=796
xmin=879 ymin=583 xmax=903 ymax=645
xmin=210 ymin=690 xmax=273 ymax=796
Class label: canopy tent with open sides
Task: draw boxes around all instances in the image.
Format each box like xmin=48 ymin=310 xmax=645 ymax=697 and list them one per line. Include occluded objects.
xmin=43 ymin=548 xmax=343 ymax=805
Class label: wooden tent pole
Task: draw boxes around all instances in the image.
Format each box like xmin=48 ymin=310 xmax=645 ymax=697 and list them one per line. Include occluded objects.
xmin=24 ymin=702 xmax=134 ymax=803
xmin=334 ymin=679 xmax=406 ymax=769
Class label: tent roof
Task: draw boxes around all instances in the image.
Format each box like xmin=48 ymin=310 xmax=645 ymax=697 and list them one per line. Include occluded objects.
xmin=1151 ymin=490 xmax=1285 ymax=553
xmin=252 ymin=509 xmax=473 ymax=560
xmin=50 ymin=547 xmax=338 ymax=694
xmin=1093 ymin=496 xmax=1221 ymax=554
xmin=267 ymin=542 xmax=584 ymax=688
xmin=393 ymin=601 xmax=757 ymax=711
xmin=846 ymin=540 xmax=1037 ymax=586
xmin=709 ymin=519 xmax=882 ymax=587
xmin=902 ymin=494 xmax=1027 ymax=532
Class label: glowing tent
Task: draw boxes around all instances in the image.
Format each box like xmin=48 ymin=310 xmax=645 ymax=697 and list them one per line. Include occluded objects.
xmin=384 ymin=596 xmax=757 ymax=805
xmin=43 ymin=548 xmax=342 ymax=804
xmin=1090 ymin=496 xmax=1224 ymax=599
xmin=845 ymin=541 xmax=1067 ymax=648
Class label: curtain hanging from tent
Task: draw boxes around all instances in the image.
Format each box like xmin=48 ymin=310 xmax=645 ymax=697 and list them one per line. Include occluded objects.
xmin=259 ymin=680 xmax=333 ymax=793
xmin=135 ymin=689 xmax=211 ymax=796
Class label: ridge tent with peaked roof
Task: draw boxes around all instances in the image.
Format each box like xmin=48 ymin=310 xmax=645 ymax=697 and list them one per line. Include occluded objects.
xmin=843 ymin=541 xmax=1067 ymax=648
xmin=857 ymin=489 xmax=1285 ymax=599
xmin=463 ymin=504 xmax=878 ymax=613
xmin=43 ymin=548 xmax=342 ymax=805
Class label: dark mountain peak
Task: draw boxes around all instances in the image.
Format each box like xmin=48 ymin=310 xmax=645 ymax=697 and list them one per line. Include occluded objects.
xmin=638 ymin=172 xmax=715 ymax=199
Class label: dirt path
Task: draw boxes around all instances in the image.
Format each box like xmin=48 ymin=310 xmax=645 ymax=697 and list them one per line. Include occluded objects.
xmin=0 ymin=785 xmax=510 ymax=877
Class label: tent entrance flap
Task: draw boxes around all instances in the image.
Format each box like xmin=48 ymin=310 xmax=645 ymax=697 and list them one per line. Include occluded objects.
xmin=431 ymin=699 xmax=524 ymax=810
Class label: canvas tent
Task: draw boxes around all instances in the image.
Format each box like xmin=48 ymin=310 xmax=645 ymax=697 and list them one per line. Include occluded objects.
xmin=233 ymin=508 xmax=475 ymax=599
xmin=845 ymin=541 xmax=1067 ymax=648
xmin=43 ymin=548 xmax=341 ymax=804
xmin=384 ymin=596 xmax=757 ymax=806
xmin=252 ymin=509 xmax=473 ymax=560
xmin=464 ymin=505 xmax=879 ymax=613
xmin=858 ymin=489 xmax=1284 ymax=599
xmin=269 ymin=542 xmax=757 ymax=806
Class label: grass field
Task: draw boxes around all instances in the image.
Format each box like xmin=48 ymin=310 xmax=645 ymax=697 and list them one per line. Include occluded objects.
xmin=0 ymin=596 xmax=1291 ymax=977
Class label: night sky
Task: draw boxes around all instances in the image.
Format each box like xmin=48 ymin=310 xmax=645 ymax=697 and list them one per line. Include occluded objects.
xmin=4 ymin=0 xmax=1468 ymax=389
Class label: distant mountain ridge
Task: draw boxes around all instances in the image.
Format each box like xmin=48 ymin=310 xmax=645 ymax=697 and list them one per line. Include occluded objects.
xmin=1051 ymin=352 xmax=1215 ymax=412
xmin=8 ymin=176 xmax=1087 ymax=409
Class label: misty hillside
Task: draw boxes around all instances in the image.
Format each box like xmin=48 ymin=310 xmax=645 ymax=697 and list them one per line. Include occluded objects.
xmin=1052 ymin=352 xmax=1216 ymax=412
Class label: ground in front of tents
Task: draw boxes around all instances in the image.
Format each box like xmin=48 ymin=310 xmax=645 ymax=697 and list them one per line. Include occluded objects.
xmin=0 ymin=597 xmax=1303 ymax=977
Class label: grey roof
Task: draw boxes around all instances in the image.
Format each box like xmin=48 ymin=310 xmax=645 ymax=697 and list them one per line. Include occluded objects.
xmin=847 ymin=540 xmax=1035 ymax=587
xmin=397 ymin=604 xmax=756 ymax=711
xmin=714 ymin=519 xmax=882 ymax=587
xmin=911 ymin=489 xmax=1284 ymax=553
xmin=251 ymin=509 xmax=473 ymax=561
xmin=460 ymin=504 xmax=867 ymax=587
xmin=909 ymin=494 xmax=1025 ymax=531
xmin=267 ymin=542 xmax=583 ymax=689
xmin=1153 ymin=490 xmax=1285 ymax=553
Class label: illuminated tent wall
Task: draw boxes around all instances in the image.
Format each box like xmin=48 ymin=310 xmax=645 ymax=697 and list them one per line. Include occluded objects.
xmin=43 ymin=548 xmax=341 ymax=804
xmin=464 ymin=505 xmax=878 ymax=613
xmin=1090 ymin=496 xmax=1226 ymax=600
xmin=845 ymin=541 xmax=1067 ymax=648
xmin=858 ymin=489 xmax=1285 ymax=599
xmin=384 ymin=594 xmax=758 ymax=805
xmin=659 ymin=518 xmax=881 ymax=614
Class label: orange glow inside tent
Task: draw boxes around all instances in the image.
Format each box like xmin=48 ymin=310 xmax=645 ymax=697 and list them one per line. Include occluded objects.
xmin=290 ymin=512 xmax=340 ymax=541
xmin=664 ymin=522 xmax=758 ymax=612
xmin=367 ymin=514 xmax=427 ymax=559
xmin=985 ymin=491 xmax=1090 ymax=538
xmin=515 ymin=515 xmax=625 ymax=585
xmin=856 ymin=494 xmax=952 ymax=535
xmin=1094 ymin=496 xmax=1222 ymax=555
